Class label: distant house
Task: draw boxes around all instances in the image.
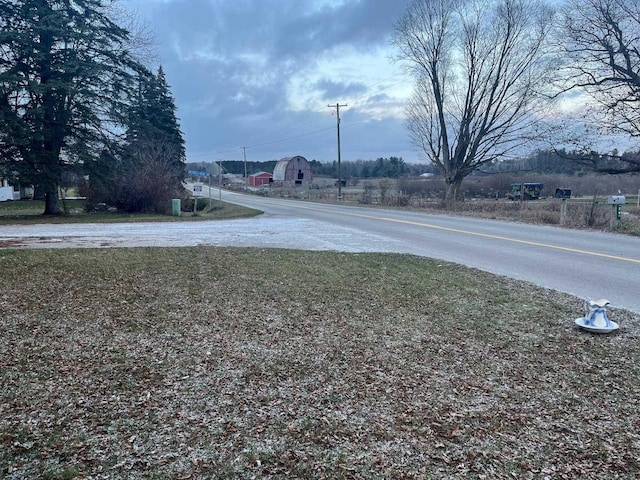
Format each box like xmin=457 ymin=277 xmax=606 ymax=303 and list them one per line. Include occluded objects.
xmin=0 ymin=178 xmax=19 ymax=201
xmin=248 ymin=171 xmax=273 ymax=187
xmin=273 ymin=156 xmax=313 ymax=185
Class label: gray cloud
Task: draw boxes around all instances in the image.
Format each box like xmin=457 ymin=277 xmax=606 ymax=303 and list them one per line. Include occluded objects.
xmin=273 ymin=0 xmax=408 ymax=57
xmin=314 ymin=79 xmax=368 ymax=100
xmin=125 ymin=0 xmax=417 ymax=162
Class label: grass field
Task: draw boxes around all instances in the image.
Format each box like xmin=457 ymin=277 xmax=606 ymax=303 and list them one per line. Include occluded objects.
xmin=1 ymin=248 xmax=639 ymax=479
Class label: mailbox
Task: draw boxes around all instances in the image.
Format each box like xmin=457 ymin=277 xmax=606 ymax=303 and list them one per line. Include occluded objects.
xmin=607 ymin=195 xmax=625 ymax=204
xmin=555 ymin=188 xmax=572 ymax=199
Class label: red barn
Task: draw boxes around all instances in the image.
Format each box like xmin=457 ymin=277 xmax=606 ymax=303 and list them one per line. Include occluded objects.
xmin=248 ymin=171 xmax=273 ymax=186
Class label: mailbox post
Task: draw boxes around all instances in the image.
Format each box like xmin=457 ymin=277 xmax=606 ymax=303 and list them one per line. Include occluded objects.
xmin=188 ymin=169 xmax=211 ymax=213
xmin=193 ymin=184 xmax=203 ymax=214
xmin=607 ymin=195 xmax=625 ymax=229
xmin=555 ymin=188 xmax=571 ymax=225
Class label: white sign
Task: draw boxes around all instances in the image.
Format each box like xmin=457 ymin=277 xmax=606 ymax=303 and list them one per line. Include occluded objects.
xmin=607 ymin=195 xmax=625 ymax=205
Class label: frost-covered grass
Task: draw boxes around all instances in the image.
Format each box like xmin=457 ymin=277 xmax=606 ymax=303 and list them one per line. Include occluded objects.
xmin=1 ymin=248 xmax=639 ymax=479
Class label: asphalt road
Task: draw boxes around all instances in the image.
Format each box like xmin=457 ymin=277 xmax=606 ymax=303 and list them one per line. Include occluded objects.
xmin=2 ymin=187 xmax=639 ymax=313
xmin=217 ymin=188 xmax=640 ymax=314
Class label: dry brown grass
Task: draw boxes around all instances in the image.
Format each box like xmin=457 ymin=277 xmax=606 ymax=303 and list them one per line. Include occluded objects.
xmin=1 ymin=248 xmax=639 ymax=479
xmin=401 ymin=198 xmax=640 ymax=234
xmin=300 ymin=184 xmax=640 ymax=234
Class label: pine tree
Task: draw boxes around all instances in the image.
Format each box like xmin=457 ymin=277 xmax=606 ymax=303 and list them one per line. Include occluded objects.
xmin=112 ymin=66 xmax=186 ymax=213
xmin=127 ymin=66 xmax=185 ymax=168
xmin=0 ymin=0 xmax=141 ymax=214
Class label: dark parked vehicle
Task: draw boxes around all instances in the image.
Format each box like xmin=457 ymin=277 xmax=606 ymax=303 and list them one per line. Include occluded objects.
xmin=507 ymin=183 xmax=543 ymax=200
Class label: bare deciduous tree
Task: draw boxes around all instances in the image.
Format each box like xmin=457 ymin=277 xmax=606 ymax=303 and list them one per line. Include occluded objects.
xmin=393 ymin=0 xmax=553 ymax=208
xmin=556 ymin=0 xmax=640 ymax=172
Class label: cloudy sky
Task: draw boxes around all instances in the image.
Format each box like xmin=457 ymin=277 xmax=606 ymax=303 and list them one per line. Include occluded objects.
xmin=124 ymin=0 xmax=416 ymax=165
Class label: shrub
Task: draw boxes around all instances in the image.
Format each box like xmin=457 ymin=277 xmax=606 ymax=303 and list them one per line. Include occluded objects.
xmin=113 ymin=156 xmax=185 ymax=214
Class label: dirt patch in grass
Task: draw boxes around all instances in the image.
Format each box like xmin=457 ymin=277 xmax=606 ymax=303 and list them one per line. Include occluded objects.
xmin=1 ymin=248 xmax=639 ymax=479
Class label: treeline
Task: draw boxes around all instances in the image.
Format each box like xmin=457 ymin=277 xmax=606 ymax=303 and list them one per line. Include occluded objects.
xmin=189 ymin=149 xmax=632 ymax=180
xmin=188 ymin=157 xmax=436 ymax=178
xmin=310 ymin=157 xmax=436 ymax=178
xmin=483 ymin=149 xmax=631 ymax=176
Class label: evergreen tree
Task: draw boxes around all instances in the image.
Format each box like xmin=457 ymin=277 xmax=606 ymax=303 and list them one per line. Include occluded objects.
xmin=111 ymin=66 xmax=186 ymax=213
xmin=127 ymin=66 xmax=185 ymax=166
xmin=0 ymin=0 xmax=141 ymax=214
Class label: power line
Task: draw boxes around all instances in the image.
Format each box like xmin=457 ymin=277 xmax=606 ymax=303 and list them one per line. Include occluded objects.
xmin=345 ymin=73 xmax=408 ymax=107
xmin=188 ymin=126 xmax=334 ymax=160
xmin=188 ymin=71 xmax=410 ymax=160
xmin=245 ymin=126 xmax=334 ymax=149
xmin=244 ymin=111 xmax=326 ymax=148
xmin=242 ymin=74 xmax=407 ymax=151
xmin=188 ymin=147 xmax=244 ymax=158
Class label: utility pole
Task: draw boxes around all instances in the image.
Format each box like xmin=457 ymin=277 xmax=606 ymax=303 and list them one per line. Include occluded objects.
xmin=242 ymin=147 xmax=248 ymax=188
xmin=328 ymin=103 xmax=347 ymax=200
xmin=217 ymin=161 xmax=222 ymax=201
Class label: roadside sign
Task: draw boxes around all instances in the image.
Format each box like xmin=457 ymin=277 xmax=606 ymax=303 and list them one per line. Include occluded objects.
xmin=607 ymin=195 xmax=625 ymax=204
xmin=188 ymin=169 xmax=209 ymax=177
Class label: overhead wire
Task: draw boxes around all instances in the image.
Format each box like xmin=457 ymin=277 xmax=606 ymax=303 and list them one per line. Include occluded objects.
xmin=246 ymin=126 xmax=335 ymax=150
xmin=246 ymin=72 xmax=409 ymax=150
xmin=187 ymin=70 xmax=411 ymax=160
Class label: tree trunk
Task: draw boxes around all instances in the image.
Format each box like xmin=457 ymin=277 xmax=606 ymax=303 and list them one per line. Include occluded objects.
xmin=43 ymin=187 xmax=61 ymax=215
xmin=444 ymin=178 xmax=462 ymax=209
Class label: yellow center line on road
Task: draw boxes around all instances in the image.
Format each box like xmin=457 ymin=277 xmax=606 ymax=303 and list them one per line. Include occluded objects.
xmin=293 ymin=203 xmax=640 ymax=265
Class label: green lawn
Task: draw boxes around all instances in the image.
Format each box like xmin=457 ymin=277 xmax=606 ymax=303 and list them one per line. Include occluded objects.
xmin=0 ymin=199 xmax=261 ymax=224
